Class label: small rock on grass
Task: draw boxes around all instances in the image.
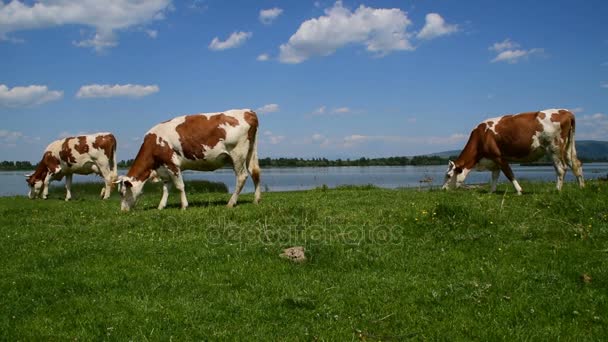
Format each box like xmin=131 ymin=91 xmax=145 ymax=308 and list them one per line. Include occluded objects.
xmin=280 ymin=246 xmax=306 ymax=263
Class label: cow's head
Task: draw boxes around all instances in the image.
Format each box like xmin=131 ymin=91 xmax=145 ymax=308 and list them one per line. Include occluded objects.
xmin=25 ymin=173 xmax=44 ymax=199
xmin=116 ymin=176 xmax=145 ymax=211
xmin=442 ymin=160 xmax=469 ymax=190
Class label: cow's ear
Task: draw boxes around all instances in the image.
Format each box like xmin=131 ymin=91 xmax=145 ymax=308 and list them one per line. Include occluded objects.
xmin=124 ymin=180 xmax=133 ymax=188
xmin=448 ymin=160 xmax=455 ymax=168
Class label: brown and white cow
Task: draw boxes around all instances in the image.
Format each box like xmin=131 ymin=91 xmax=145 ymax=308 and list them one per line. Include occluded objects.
xmin=117 ymin=109 xmax=261 ymax=211
xmin=443 ymin=109 xmax=584 ymax=194
xmin=26 ymin=133 xmax=118 ymax=200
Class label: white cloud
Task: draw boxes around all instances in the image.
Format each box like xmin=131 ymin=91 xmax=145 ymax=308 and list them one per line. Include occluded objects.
xmin=0 ymin=84 xmax=63 ymax=107
xmin=489 ymin=38 xmax=519 ymax=52
xmin=257 ymin=53 xmax=270 ymax=61
xmin=146 ymin=29 xmax=158 ymax=39
xmin=0 ymin=129 xmax=40 ymax=148
xmin=570 ymin=107 xmax=584 ymax=113
xmin=333 ymin=107 xmax=350 ymax=114
xmin=259 ymin=7 xmax=283 ymax=25
xmin=256 ymin=103 xmax=280 ymax=113
xmin=341 ymin=133 xmax=467 ymax=148
xmin=577 ymin=113 xmax=608 ymax=140
xmin=0 ymin=129 xmax=23 ymax=141
xmin=262 ymin=131 xmax=285 ymax=145
xmin=76 ymin=84 xmax=159 ymax=99
xmin=416 ymin=13 xmax=458 ymax=40
xmin=278 ymin=1 xmax=414 ymax=64
xmin=489 ymin=39 xmax=543 ymax=64
xmin=0 ymin=0 xmax=172 ymax=52
xmin=312 ymin=106 xmax=327 ymax=115
xmin=209 ymin=31 xmax=252 ymax=51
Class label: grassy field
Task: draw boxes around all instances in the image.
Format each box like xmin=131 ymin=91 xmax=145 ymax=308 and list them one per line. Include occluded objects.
xmin=0 ymin=179 xmax=607 ymax=340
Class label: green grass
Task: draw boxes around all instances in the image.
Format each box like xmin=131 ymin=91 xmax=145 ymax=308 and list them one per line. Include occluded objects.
xmin=1 ymin=180 xmax=607 ymax=340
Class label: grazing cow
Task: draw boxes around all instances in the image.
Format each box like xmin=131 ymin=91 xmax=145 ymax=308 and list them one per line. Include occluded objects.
xmin=26 ymin=133 xmax=118 ymax=200
xmin=117 ymin=109 xmax=261 ymax=211
xmin=443 ymin=109 xmax=584 ymax=194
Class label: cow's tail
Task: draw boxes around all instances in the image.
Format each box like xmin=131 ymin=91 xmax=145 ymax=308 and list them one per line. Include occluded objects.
xmin=246 ymin=112 xmax=261 ymax=202
xmin=566 ymin=112 xmax=585 ymax=187
xmin=109 ymin=135 xmax=119 ymax=184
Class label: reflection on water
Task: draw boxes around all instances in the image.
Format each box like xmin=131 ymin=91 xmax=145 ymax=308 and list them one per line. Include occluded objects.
xmin=2 ymin=163 xmax=608 ymax=197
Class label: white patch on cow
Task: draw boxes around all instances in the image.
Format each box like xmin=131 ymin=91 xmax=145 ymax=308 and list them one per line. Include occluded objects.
xmin=512 ymin=180 xmax=523 ymax=195
xmin=483 ymin=116 xmax=503 ymax=134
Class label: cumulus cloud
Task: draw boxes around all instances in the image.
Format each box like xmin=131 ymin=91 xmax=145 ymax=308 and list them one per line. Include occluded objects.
xmin=332 ymin=107 xmax=350 ymax=114
xmin=76 ymin=84 xmax=159 ymax=99
xmin=263 ymin=131 xmax=285 ymax=145
xmin=577 ymin=112 xmax=608 ymax=140
xmin=0 ymin=129 xmax=40 ymax=148
xmin=257 ymin=53 xmax=270 ymax=61
xmin=416 ymin=13 xmax=458 ymax=40
xmin=0 ymin=84 xmax=63 ymax=107
xmin=146 ymin=29 xmax=158 ymax=39
xmin=310 ymin=106 xmax=353 ymax=116
xmin=489 ymin=39 xmax=543 ymax=64
xmin=0 ymin=0 xmax=172 ymax=51
xmin=311 ymin=106 xmax=327 ymax=115
xmin=278 ymin=1 xmax=414 ymax=64
xmin=209 ymin=31 xmax=252 ymax=51
xmin=259 ymin=7 xmax=283 ymax=25
xmin=256 ymin=103 xmax=280 ymax=113
xmin=341 ymin=133 xmax=467 ymax=148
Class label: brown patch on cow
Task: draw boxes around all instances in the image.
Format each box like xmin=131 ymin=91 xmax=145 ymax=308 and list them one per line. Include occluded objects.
xmin=487 ymin=121 xmax=494 ymax=128
xmin=127 ymin=133 xmax=178 ymax=181
xmin=59 ymin=138 xmax=76 ymax=165
xmin=74 ymin=136 xmax=89 ymax=154
xmin=538 ymin=111 xmax=546 ymax=120
xmin=243 ymin=111 xmax=259 ymax=143
xmin=493 ymin=112 xmax=543 ymax=157
xmin=92 ymin=134 xmax=117 ymax=165
xmin=454 ymin=112 xmax=545 ymax=170
xmin=27 ymin=151 xmax=61 ymax=186
xmin=175 ymin=114 xmax=239 ymax=160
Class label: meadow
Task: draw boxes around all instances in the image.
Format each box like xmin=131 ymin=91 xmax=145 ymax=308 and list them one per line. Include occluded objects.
xmin=0 ymin=180 xmax=606 ymax=340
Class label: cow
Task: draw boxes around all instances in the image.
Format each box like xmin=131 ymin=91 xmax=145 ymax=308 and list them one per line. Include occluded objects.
xmin=26 ymin=133 xmax=118 ymax=200
xmin=442 ymin=109 xmax=584 ymax=194
xmin=117 ymin=109 xmax=261 ymax=211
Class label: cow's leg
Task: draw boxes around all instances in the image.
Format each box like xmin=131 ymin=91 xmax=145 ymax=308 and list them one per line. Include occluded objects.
xmin=490 ymin=169 xmax=500 ymax=193
xmin=42 ymin=172 xmax=54 ymax=200
xmin=96 ymin=165 xmax=113 ymax=200
xmin=65 ymin=173 xmax=73 ymax=201
xmin=158 ymin=181 xmax=172 ymax=210
xmin=227 ymin=156 xmax=248 ymax=208
xmin=566 ymin=152 xmax=585 ymax=189
xmin=552 ymin=154 xmax=567 ymax=191
xmin=496 ymin=160 xmax=522 ymax=195
xmin=168 ymin=171 xmax=188 ymax=210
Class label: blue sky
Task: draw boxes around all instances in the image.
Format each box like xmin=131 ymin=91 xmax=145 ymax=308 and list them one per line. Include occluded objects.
xmin=1 ymin=0 xmax=607 ymax=161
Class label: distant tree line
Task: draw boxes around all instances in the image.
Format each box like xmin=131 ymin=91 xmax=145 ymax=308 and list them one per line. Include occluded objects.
xmin=3 ymin=155 xmax=607 ymax=171
xmin=0 ymin=160 xmax=34 ymax=171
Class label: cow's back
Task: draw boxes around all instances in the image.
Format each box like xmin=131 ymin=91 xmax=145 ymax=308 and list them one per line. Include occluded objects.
xmin=146 ymin=109 xmax=253 ymax=169
xmin=49 ymin=133 xmax=115 ymax=172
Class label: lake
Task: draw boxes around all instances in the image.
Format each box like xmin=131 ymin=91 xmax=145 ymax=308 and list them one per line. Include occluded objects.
xmin=3 ymin=163 xmax=608 ymax=197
